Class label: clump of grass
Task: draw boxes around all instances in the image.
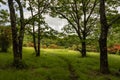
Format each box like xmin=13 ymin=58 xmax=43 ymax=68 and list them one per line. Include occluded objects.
xmin=12 ymin=60 xmax=28 ymax=69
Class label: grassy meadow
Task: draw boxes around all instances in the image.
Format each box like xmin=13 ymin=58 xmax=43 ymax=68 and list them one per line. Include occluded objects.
xmin=0 ymin=47 xmax=120 ymax=80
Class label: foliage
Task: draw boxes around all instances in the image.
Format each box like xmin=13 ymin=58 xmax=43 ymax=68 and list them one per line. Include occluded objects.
xmin=108 ymin=44 xmax=120 ymax=54
xmin=108 ymin=24 xmax=120 ymax=47
xmin=41 ymin=44 xmax=47 ymax=49
xmin=0 ymin=9 xmax=9 ymax=26
xmin=50 ymin=0 xmax=99 ymax=57
xmin=60 ymin=35 xmax=79 ymax=47
xmin=26 ymin=0 xmax=53 ymax=56
xmin=0 ymin=26 xmax=11 ymax=52
xmin=23 ymin=42 xmax=34 ymax=47
xmin=0 ymin=0 xmax=6 ymax=4
xmin=48 ymin=44 xmax=60 ymax=49
xmin=0 ymin=0 xmax=120 ymax=75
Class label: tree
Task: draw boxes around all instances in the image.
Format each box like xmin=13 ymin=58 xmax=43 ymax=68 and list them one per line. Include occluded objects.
xmin=99 ymin=0 xmax=120 ymax=74
xmin=27 ymin=0 xmax=51 ymax=56
xmin=28 ymin=0 xmax=37 ymax=55
xmin=8 ymin=0 xmax=26 ymax=68
xmin=51 ymin=0 xmax=98 ymax=57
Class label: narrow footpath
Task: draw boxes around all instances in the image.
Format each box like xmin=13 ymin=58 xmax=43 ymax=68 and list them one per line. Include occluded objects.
xmin=58 ymin=56 xmax=78 ymax=80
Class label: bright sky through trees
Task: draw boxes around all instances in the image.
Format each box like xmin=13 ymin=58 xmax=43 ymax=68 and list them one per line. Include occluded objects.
xmin=0 ymin=2 xmax=68 ymax=31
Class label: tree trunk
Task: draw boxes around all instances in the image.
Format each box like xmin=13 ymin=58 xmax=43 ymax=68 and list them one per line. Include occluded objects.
xmin=33 ymin=20 xmax=37 ymax=54
xmin=81 ymin=32 xmax=86 ymax=57
xmin=28 ymin=0 xmax=37 ymax=54
xmin=36 ymin=0 xmax=41 ymax=57
xmin=80 ymin=29 xmax=86 ymax=57
xmin=77 ymin=30 xmax=87 ymax=57
xmin=81 ymin=40 xmax=86 ymax=57
xmin=33 ymin=31 xmax=38 ymax=54
xmin=99 ymin=0 xmax=110 ymax=74
xmin=36 ymin=24 xmax=40 ymax=56
xmin=8 ymin=0 xmax=22 ymax=67
xmin=15 ymin=0 xmax=25 ymax=59
xmin=99 ymin=30 xmax=109 ymax=74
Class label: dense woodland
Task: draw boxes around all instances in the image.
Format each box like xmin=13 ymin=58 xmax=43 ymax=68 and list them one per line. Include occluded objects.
xmin=0 ymin=0 xmax=120 ymax=78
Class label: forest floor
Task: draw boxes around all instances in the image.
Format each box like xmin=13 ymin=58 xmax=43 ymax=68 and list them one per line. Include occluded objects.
xmin=0 ymin=47 xmax=120 ymax=80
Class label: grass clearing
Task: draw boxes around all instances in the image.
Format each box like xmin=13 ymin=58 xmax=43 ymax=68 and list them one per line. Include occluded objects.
xmin=0 ymin=48 xmax=120 ymax=80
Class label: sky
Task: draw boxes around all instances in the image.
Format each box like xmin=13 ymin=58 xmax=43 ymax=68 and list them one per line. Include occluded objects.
xmin=23 ymin=11 xmax=68 ymax=31
xmin=0 ymin=2 xmax=68 ymax=31
xmin=44 ymin=15 xmax=68 ymax=31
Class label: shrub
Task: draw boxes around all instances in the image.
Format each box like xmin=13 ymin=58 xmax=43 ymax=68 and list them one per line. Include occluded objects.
xmin=41 ymin=45 xmax=47 ymax=49
xmin=86 ymin=45 xmax=98 ymax=52
xmin=108 ymin=44 xmax=120 ymax=54
xmin=0 ymin=26 xmax=12 ymax=52
xmin=48 ymin=44 xmax=59 ymax=49
xmin=23 ymin=42 xmax=34 ymax=47
xmin=68 ymin=45 xmax=78 ymax=50
xmin=27 ymin=42 xmax=34 ymax=47
xmin=23 ymin=43 xmax=27 ymax=47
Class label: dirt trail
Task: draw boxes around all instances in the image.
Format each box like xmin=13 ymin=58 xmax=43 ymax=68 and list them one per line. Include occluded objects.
xmin=58 ymin=56 xmax=78 ymax=80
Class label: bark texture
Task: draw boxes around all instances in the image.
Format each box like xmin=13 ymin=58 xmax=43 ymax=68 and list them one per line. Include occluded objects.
xmin=8 ymin=0 xmax=25 ymax=68
xmin=99 ymin=0 xmax=110 ymax=74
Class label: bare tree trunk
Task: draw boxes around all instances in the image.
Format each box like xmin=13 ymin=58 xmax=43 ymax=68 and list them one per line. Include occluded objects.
xmin=33 ymin=20 xmax=37 ymax=54
xmin=8 ymin=0 xmax=21 ymax=67
xmin=36 ymin=0 xmax=41 ymax=57
xmin=8 ymin=0 xmax=26 ymax=68
xmin=81 ymin=40 xmax=86 ymax=57
xmin=36 ymin=24 xmax=40 ymax=57
xmin=28 ymin=0 xmax=37 ymax=54
xmin=15 ymin=0 xmax=25 ymax=59
xmin=99 ymin=0 xmax=110 ymax=74
xmin=77 ymin=31 xmax=86 ymax=57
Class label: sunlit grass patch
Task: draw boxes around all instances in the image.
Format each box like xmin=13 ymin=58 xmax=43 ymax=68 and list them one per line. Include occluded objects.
xmin=0 ymin=48 xmax=120 ymax=80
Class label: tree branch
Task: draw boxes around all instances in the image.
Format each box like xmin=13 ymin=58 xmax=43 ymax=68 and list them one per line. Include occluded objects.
xmin=86 ymin=0 xmax=98 ymax=23
xmin=24 ymin=13 xmax=39 ymax=26
xmin=108 ymin=15 xmax=120 ymax=27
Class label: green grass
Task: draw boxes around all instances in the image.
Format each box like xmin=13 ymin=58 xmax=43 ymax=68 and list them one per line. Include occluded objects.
xmin=0 ymin=47 xmax=120 ymax=80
